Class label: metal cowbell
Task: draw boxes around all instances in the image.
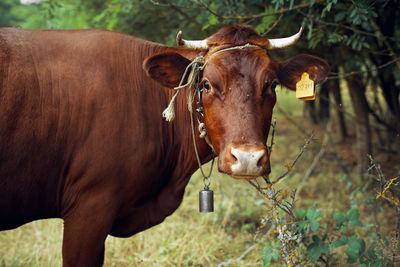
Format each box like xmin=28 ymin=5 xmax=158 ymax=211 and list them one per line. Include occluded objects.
xmin=199 ymin=188 xmax=214 ymax=213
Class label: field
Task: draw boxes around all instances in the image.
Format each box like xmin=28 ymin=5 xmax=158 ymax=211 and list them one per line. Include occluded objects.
xmin=0 ymin=88 xmax=398 ymax=266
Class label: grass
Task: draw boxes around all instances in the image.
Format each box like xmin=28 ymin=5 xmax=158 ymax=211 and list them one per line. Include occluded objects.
xmin=0 ymin=87 xmax=398 ymax=266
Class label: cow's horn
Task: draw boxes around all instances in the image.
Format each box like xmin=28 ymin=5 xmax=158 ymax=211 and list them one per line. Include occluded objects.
xmin=267 ymin=27 xmax=303 ymax=50
xmin=176 ymin=30 xmax=209 ymax=50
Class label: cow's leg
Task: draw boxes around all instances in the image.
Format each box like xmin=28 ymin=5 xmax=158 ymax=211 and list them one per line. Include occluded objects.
xmin=61 ymin=198 xmax=116 ymax=267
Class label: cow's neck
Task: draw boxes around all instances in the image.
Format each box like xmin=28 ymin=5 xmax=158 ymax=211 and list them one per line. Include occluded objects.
xmin=170 ymin=89 xmax=215 ymax=192
xmin=129 ymin=89 xmax=215 ymax=234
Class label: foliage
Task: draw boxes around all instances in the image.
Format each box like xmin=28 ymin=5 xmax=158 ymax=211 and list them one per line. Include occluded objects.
xmin=261 ymin=203 xmax=392 ymax=266
xmin=0 ymin=0 xmax=19 ymax=26
xmin=261 ymin=241 xmax=283 ymax=267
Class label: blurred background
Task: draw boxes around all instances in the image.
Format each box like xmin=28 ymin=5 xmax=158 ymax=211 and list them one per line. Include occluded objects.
xmin=0 ymin=0 xmax=399 ymax=266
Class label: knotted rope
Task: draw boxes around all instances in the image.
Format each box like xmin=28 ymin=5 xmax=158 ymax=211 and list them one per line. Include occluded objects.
xmin=162 ymin=56 xmax=205 ymax=121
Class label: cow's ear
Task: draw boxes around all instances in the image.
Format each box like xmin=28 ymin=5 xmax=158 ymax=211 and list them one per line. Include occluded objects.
xmin=143 ymin=52 xmax=191 ymax=88
xmin=278 ymin=54 xmax=330 ymax=91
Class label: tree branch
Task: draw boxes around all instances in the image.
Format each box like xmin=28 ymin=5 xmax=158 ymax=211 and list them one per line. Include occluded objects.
xmin=276 ymin=106 xmax=307 ymax=134
xmin=150 ymin=0 xmax=203 ymax=30
xmin=271 ymin=132 xmax=315 ymax=184
xmin=327 ymin=57 xmax=400 ymax=80
xmin=217 ymin=244 xmax=257 ymax=267
xmin=297 ymin=119 xmax=332 ymax=196
xmin=371 ymin=19 xmax=400 ymax=70
xmin=191 ymin=0 xmax=323 ymax=21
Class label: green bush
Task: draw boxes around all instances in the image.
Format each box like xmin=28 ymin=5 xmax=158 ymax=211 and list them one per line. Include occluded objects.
xmin=261 ymin=205 xmax=393 ymax=266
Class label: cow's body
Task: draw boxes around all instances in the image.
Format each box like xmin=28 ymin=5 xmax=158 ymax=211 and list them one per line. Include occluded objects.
xmin=0 ymin=28 xmax=213 ymax=265
xmin=0 ymin=26 xmax=329 ymax=266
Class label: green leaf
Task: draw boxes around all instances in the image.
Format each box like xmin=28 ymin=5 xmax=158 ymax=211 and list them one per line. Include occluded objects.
xmin=326 ymin=2 xmax=332 ymax=12
xmin=272 ymin=249 xmax=280 ymax=261
xmin=307 ymin=208 xmax=321 ymax=220
xmin=346 ymin=209 xmax=360 ymax=222
xmin=241 ymin=223 xmax=254 ymax=231
xmin=321 ymin=243 xmax=329 ymax=254
xmin=299 ymin=220 xmax=308 ymax=232
xmin=310 ymin=220 xmax=320 ymax=232
xmin=255 ymin=8 xmax=275 ymax=35
xmin=309 ymin=31 xmax=324 ymax=49
xmin=295 ymin=209 xmax=307 ymax=220
xmin=333 ymin=212 xmax=345 ymax=224
xmin=289 ymin=0 xmax=294 ymax=9
xmin=349 ymin=9 xmax=357 ymax=19
xmin=306 ymin=208 xmax=315 ymax=219
xmin=209 ymin=2 xmax=218 ymax=12
xmin=328 ymin=33 xmax=343 ymax=44
xmin=208 ymin=14 xmax=218 ymax=26
xmin=312 ymin=235 xmax=320 ymax=243
xmin=202 ymin=24 xmax=210 ymax=31
xmin=361 ymin=239 xmax=366 ymax=253
xmin=262 ymin=255 xmax=272 ymax=266
xmin=307 ymin=23 xmax=313 ymax=40
xmin=322 ymin=234 xmax=328 ymax=241
xmin=331 ymin=240 xmax=347 ymax=248
xmin=262 ymin=246 xmax=272 ymax=255
xmin=314 ymin=210 xmax=322 ymax=219
xmin=362 ymin=223 xmax=375 ymax=231
xmin=367 ymin=242 xmax=377 ymax=260
xmin=202 ymin=3 xmax=219 ymax=31
xmin=307 ymin=243 xmax=322 ymax=262
xmin=307 ymin=242 xmax=329 ymax=263
xmin=348 ymin=219 xmax=363 ymax=227
xmin=346 ymin=237 xmax=363 ymax=264
xmin=346 ymin=209 xmax=363 ymax=226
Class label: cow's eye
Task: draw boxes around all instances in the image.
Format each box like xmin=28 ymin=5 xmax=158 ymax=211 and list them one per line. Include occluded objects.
xmin=203 ymin=81 xmax=211 ymax=93
xmin=271 ymin=81 xmax=278 ymax=93
xmin=204 ymin=81 xmax=210 ymax=90
xmin=263 ymin=81 xmax=278 ymax=96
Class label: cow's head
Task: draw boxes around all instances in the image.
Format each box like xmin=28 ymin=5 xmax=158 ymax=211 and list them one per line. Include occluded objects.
xmin=144 ymin=25 xmax=329 ymax=179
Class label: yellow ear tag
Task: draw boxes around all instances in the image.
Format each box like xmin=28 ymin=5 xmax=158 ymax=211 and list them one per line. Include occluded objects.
xmin=296 ymin=72 xmax=315 ymax=101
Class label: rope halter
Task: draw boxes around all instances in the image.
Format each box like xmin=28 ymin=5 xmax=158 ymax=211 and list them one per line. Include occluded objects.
xmin=161 ymin=56 xmax=205 ymax=122
xmin=162 ymin=43 xmax=259 ymax=122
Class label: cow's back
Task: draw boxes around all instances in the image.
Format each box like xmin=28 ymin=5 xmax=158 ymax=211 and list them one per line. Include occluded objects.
xmin=0 ymin=28 xmax=170 ymax=230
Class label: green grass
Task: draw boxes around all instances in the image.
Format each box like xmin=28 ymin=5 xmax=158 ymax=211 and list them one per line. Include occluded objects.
xmin=0 ymin=89 xmax=397 ymax=266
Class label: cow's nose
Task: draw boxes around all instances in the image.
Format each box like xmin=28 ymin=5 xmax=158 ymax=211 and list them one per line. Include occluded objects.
xmin=228 ymin=145 xmax=269 ymax=178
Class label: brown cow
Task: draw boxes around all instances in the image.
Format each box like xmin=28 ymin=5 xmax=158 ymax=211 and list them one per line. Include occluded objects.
xmin=0 ymin=25 xmax=329 ymax=266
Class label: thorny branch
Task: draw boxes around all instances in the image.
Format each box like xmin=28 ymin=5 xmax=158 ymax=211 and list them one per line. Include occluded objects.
xmin=247 ymin=128 xmax=315 ymax=266
xmin=368 ymin=155 xmax=400 ymax=264
xmin=271 ymin=132 xmax=315 ymax=185
xmin=267 ymin=119 xmax=277 ymax=157
xmin=248 ymin=180 xmax=299 ymax=266
xmin=368 ymin=155 xmax=400 ymax=207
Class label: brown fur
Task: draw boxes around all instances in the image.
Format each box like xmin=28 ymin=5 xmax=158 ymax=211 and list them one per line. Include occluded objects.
xmin=0 ymin=25 xmax=329 ymax=266
xmin=206 ymin=25 xmax=270 ymax=48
